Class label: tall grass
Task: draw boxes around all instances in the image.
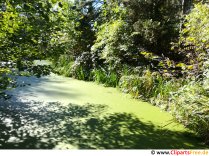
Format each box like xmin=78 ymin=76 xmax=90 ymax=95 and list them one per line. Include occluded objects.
xmin=72 ymin=66 xmax=86 ymax=80
xmin=92 ymin=69 xmax=119 ymax=87
xmin=92 ymin=69 xmax=107 ymax=84
xmin=53 ymin=56 xmax=209 ymax=143
xmin=119 ymin=70 xmax=181 ymax=99
xmin=119 ymin=69 xmax=209 ymax=143
xmin=170 ymin=82 xmax=209 ymax=143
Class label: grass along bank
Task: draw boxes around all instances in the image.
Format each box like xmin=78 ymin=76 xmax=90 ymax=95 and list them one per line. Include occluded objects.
xmin=52 ymin=55 xmax=209 ymax=145
xmin=51 ymin=55 xmax=209 ymax=146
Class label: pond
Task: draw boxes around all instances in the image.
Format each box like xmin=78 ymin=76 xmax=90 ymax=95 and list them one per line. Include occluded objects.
xmin=0 ymin=71 xmax=207 ymax=149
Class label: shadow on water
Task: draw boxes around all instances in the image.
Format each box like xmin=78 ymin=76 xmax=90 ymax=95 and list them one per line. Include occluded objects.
xmin=0 ymin=100 xmax=207 ymax=149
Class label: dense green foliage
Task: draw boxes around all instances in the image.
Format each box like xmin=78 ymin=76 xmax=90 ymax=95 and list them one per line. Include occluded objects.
xmin=1 ymin=0 xmax=209 ymax=145
xmin=170 ymin=82 xmax=209 ymax=143
xmin=0 ymin=0 xmax=71 ymax=93
xmin=177 ymin=3 xmax=209 ymax=76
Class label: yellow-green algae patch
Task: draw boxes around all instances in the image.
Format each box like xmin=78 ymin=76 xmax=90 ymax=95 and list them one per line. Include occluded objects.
xmin=6 ymin=73 xmax=208 ymax=149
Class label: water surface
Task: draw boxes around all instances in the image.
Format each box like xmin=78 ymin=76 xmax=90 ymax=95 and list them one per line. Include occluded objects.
xmin=1 ymin=73 xmax=207 ymax=149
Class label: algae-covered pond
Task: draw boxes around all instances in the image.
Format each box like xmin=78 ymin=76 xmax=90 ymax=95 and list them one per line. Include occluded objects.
xmin=0 ymin=73 xmax=207 ymax=149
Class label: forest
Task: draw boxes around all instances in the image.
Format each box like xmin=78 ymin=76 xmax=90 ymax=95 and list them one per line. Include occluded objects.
xmin=0 ymin=0 xmax=209 ymax=149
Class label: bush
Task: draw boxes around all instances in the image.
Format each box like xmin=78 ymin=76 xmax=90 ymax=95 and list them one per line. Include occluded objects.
xmin=92 ymin=69 xmax=107 ymax=84
xmin=177 ymin=3 xmax=209 ymax=75
xmin=70 ymin=52 xmax=93 ymax=81
xmin=119 ymin=69 xmax=186 ymax=109
xmin=119 ymin=68 xmax=209 ymax=143
xmin=167 ymin=3 xmax=209 ymax=143
xmin=119 ymin=69 xmax=176 ymax=99
xmin=28 ymin=65 xmax=52 ymax=78
xmin=150 ymin=78 xmax=187 ymax=110
xmin=170 ymin=82 xmax=209 ymax=143
xmin=181 ymin=3 xmax=209 ymax=51
xmin=0 ymin=76 xmax=10 ymax=92
xmin=91 ymin=20 xmax=141 ymax=71
xmin=92 ymin=69 xmax=119 ymax=87
xmin=52 ymin=55 xmax=74 ymax=77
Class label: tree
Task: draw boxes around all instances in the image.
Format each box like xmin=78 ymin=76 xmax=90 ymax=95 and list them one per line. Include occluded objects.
xmin=64 ymin=0 xmax=103 ymax=57
xmin=0 ymin=0 xmax=69 ymax=92
xmin=178 ymin=3 xmax=209 ymax=75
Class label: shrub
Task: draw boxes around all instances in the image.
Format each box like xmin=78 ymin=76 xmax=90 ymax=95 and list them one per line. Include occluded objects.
xmin=70 ymin=52 xmax=93 ymax=81
xmin=170 ymin=82 xmax=209 ymax=143
xmin=177 ymin=3 xmax=209 ymax=75
xmin=92 ymin=69 xmax=107 ymax=84
xmin=181 ymin=3 xmax=209 ymax=52
xmin=119 ymin=68 xmax=209 ymax=143
xmin=165 ymin=3 xmax=209 ymax=143
xmin=52 ymin=55 xmax=74 ymax=77
xmin=119 ymin=69 xmax=175 ymax=99
xmin=119 ymin=69 xmax=185 ymax=108
xmin=28 ymin=65 xmax=52 ymax=78
xmin=0 ymin=76 xmax=10 ymax=92
xmin=92 ymin=69 xmax=119 ymax=87
xmin=91 ymin=20 xmax=141 ymax=72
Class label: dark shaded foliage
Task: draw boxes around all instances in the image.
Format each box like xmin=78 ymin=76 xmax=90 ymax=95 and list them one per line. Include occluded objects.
xmin=28 ymin=65 xmax=52 ymax=78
